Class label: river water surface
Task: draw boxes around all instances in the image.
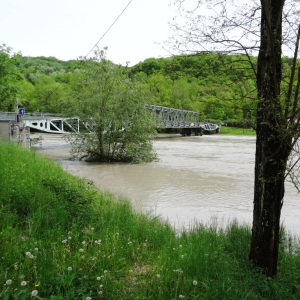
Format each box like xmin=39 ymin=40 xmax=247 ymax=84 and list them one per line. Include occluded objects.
xmin=33 ymin=133 xmax=300 ymax=237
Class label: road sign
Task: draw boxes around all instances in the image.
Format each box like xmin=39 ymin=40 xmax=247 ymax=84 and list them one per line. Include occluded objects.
xmin=18 ymin=108 xmax=25 ymax=115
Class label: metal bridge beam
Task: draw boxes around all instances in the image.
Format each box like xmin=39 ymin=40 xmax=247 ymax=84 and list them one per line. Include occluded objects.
xmin=145 ymin=105 xmax=201 ymax=128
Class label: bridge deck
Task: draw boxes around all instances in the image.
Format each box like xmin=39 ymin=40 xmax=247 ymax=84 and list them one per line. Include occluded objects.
xmin=0 ymin=105 xmax=219 ymax=134
xmin=0 ymin=112 xmax=79 ymax=134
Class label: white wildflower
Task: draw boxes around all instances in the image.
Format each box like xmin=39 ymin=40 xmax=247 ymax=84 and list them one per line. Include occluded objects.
xmin=25 ymin=251 xmax=34 ymax=258
xmin=96 ymin=276 xmax=101 ymax=281
xmin=31 ymin=290 xmax=38 ymax=296
xmin=79 ymin=248 xmax=84 ymax=252
xmin=62 ymin=239 xmax=67 ymax=244
xmin=6 ymin=279 xmax=12 ymax=285
xmin=193 ymin=280 xmax=198 ymax=286
xmin=67 ymin=267 xmax=72 ymax=272
xmin=21 ymin=281 xmax=27 ymax=286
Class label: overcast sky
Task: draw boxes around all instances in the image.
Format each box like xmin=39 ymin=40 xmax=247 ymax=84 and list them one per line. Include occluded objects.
xmin=1 ymin=0 xmax=177 ymax=65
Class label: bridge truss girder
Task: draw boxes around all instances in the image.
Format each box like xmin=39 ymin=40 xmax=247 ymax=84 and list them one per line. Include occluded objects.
xmin=145 ymin=105 xmax=200 ymax=128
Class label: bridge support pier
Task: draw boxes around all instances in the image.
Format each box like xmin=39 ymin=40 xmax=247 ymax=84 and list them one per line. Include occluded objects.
xmin=194 ymin=128 xmax=203 ymax=136
xmin=180 ymin=127 xmax=203 ymax=136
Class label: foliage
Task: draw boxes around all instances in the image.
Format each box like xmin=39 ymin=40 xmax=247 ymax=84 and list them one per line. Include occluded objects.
xmin=13 ymin=55 xmax=79 ymax=112
xmin=66 ymin=53 xmax=157 ymax=163
xmin=130 ymin=54 xmax=257 ymax=120
xmin=1 ymin=44 xmax=297 ymax=129
xmin=0 ymin=45 xmax=261 ymax=123
xmin=1 ymin=142 xmax=300 ymax=299
xmin=0 ymin=44 xmax=22 ymax=111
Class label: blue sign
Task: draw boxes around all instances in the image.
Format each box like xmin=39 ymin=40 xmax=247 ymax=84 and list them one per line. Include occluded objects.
xmin=18 ymin=108 xmax=25 ymax=115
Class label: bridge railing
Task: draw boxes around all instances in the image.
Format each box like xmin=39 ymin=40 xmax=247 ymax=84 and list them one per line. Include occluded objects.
xmin=0 ymin=112 xmax=62 ymax=120
xmin=0 ymin=112 xmax=17 ymax=120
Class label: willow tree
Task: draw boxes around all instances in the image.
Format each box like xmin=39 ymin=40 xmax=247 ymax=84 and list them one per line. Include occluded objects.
xmin=171 ymin=0 xmax=300 ymax=276
xmin=67 ymin=50 xmax=157 ymax=163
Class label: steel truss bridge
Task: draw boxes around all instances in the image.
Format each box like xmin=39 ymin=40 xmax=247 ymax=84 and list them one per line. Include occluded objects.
xmin=0 ymin=105 xmax=219 ymax=135
xmin=145 ymin=105 xmax=219 ymax=135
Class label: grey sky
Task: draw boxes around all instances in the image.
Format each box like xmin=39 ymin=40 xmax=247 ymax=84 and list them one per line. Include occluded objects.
xmin=1 ymin=0 xmax=177 ymax=65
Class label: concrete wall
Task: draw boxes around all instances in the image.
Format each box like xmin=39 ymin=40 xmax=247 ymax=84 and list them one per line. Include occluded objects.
xmin=0 ymin=120 xmax=30 ymax=148
xmin=0 ymin=120 xmax=11 ymax=141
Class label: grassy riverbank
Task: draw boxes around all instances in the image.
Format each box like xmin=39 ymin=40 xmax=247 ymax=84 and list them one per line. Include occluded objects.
xmin=220 ymin=126 xmax=256 ymax=136
xmin=1 ymin=142 xmax=300 ymax=299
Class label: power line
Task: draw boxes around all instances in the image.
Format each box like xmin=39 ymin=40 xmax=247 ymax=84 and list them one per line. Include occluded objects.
xmin=84 ymin=0 xmax=134 ymax=59
xmin=45 ymin=0 xmax=134 ymax=100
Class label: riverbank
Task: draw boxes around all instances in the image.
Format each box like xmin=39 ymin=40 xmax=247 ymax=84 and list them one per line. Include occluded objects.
xmin=1 ymin=141 xmax=300 ymax=299
xmin=219 ymin=126 xmax=256 ymax=135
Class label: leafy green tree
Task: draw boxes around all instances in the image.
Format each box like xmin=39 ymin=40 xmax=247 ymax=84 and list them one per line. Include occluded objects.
xmin=0 ymin=45 xmax=21 ymax=111
xmin=14 ymin=79 xmax=35 ymax=111
xmin=30 ymin=75 xmax=69 ymax=112
xmin=67 ymin=52 xmax=157 ymax=163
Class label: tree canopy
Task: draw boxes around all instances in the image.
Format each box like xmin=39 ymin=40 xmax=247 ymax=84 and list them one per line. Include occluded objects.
xmin=0 ymin=47 xmax=261 ymax=124
xmin=65 ymin=53 xmax=157 ymax=163
xmin=0 ymin=45 xmax=22 ymax=111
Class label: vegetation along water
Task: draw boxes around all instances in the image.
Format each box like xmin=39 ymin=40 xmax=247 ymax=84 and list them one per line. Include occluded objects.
xmin=1 ymin=141 xmax=300 ymax=299
xmin=1 ymin=0 xmax=300 ymax=290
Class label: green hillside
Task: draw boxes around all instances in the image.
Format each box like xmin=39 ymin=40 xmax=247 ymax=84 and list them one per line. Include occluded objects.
xmin=1 ymin=45 xmax=296 ymax=124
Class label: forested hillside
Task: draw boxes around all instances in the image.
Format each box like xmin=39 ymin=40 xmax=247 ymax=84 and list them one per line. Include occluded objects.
xmin=3 ymin=45 xmax=296 ymax=123
xmin=129 ymin=54 xmax=257 ymax=121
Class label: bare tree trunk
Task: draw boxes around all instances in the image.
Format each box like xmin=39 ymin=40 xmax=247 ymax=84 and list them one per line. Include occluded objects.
xmin=249 ymin=0 xmax=291 ymax=277
xmin=249 ymin=128 xmax=290 ymax=276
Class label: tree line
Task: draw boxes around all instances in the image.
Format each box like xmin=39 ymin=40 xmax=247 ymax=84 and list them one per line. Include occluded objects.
xmin=0 ymin=44 xmax=269 ymax=124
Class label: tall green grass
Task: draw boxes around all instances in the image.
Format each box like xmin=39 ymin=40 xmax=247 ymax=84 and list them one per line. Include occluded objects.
xmin=1 ymin=141 xmax=300 ymax=299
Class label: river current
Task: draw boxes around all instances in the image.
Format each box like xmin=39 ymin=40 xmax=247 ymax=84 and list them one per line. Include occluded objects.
xmin=33 ymin=133 xmax=300 ymax=237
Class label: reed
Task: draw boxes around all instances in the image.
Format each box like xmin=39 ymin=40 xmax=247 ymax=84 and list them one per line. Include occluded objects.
xmin=1 ymin=142 xmax=299 ymax=299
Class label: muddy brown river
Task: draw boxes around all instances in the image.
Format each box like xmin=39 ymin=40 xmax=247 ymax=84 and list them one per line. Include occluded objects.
xmin=33 ymin=133 xmax=300 ymax=237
